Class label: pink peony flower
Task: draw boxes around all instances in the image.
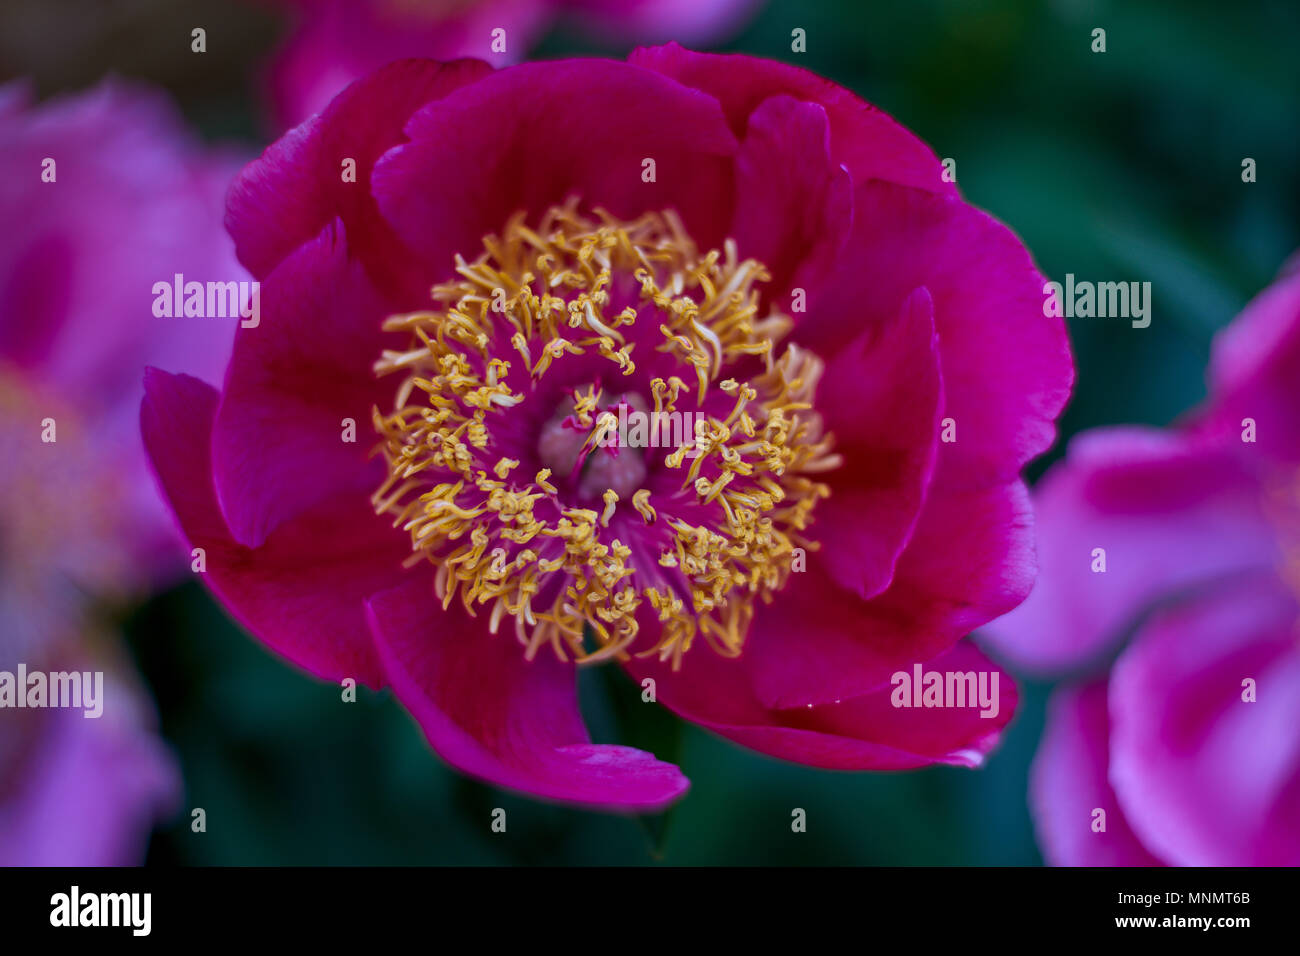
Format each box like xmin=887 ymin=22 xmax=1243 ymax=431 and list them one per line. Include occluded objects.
xmin=0 ymin=375 xmax=180 ymax=866
xmin=142 ymin=47 xmax=1073 ymax=809
xmin=1 ymin=78 xmax=247 ymax=581
xmin=983 ymin=266 xmax=1300 ymax=866
xmin=1 ymin=79 xmax=243 ymax=862
xmin=262 ymin=0 xmax=763 ymax=129
xmin=0 ymin=685 xmax=179 ymax=866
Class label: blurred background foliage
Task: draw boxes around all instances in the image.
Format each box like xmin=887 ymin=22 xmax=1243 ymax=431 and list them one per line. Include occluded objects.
xmin=6 ymin=0 xmax=1298 ymax=864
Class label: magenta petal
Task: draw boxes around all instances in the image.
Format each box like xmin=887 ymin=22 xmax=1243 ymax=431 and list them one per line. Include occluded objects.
xmin=859 ymin=478 xmax=1036 ymax=660
xmin=814 ymin=286 xmax=941 ymax=601
xmin=571 ymin=0 xmax=760 ymax=46
xmin=372 ymin=58 xmax=738 ymax=269
xmin=743 ymin=569 xmax=915 ymax=708
xmin=266 ymin=1 xmax=549 ymax=129
xmin=227 ymin=57 xmax=491 ymax=295
xmin=628 ymin=640 xmax=1016 ymax=770
xmin=141 ymin=369 xmax=409 ymax=686
xmin=1029 ymin=682 xmax=1164 ymax=867
xmin=629 ymin=43 xmax=953 ymax=195
xmin=743 ymin=477 xmax=1029 ymax=709
xmin=0 ymin=78 xmax=247 ymax=579
xmin=980 ymin=427 xmax=1279 ymax=674
xmin=799 ymin=179 xmax=1072 ymax=486
xmin=0 ymin=700 xmax=179 ymax=866
xmin=211 ymin=220 xmax=397 ymax=548
xmin=1109 ymin=576 xmax=1300 ymax=866
xmin=1202 ymin=268 xmax=1300 ymax=463
xmin=366 ymin=581 xmax=689 ymax=811
xmin=729 ymin=95 xmax=853 ymax=301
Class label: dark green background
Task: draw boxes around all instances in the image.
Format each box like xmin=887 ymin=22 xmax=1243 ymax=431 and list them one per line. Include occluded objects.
xmin=12 ymin=0 xmax=1296 ymax=864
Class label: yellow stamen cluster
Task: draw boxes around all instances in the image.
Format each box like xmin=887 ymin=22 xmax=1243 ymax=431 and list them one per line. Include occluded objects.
xmin=371 ymin=201 xmax=839 ymax=667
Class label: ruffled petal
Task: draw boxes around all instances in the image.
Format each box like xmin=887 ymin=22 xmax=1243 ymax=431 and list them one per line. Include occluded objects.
xmin=866 ymin=478 xmax=1037 ymax=664
xmin=729 ymin=95 xmax=853 ymax=302
xmin=1200 ymin=267 xmax=1300 ymax=464
xmin=813 ymin=286 xmax=942 ymax=602
xmin=629 ymin=43 xmax=953 ymax=195
xmin=744 ymin=477 xmax=1030 ymax=708
xmin=227 ymin=57 xmax=492 ymax=299
xmin=980 ymin=427 xmax=1279 ymax=674
xmin=366 ymin=580 xmax=689 ymax=810
xmin=628 ymin=640 xmax=1016 ymax=770
xmin=798 ymin=179 xmax=1072 ymax=485
xmin=266 ymin=1 xmax=549 ymax=129
xmin=1028 ymin=682 xmax=1164 ymax=866
xmin=141 ymin=369 xmax=408 ymax=686
xmin=0 ymin=78 xmax=247 ymax=579
xmin=0 ymin=681 xmax=179 ymax=866
xmin=372 ymin=58 xmax=738 ymax=271
xmin=1109 ymin=576 xmax=1300 ymax=866
xmin=211 ymin=220 xmax=399 ymax=548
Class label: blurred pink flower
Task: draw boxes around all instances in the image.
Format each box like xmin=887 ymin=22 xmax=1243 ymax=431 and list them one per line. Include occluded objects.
xmin=142 ymin=48 xmax=1072 ymax=808
xmin=262 ymin=0 xmax=763 ymax=129
xmin=0 ymin=699 xmax=178 ymax=866
xmin=983 ymin=266 xmax=1300 ymax=866
xmin=0 ymin=78 xmax=246 ymax=581
xmin=0 ymin=376 xmax=180 ymax=866
xmin=1 ymin=79 xmax=245 ymax=863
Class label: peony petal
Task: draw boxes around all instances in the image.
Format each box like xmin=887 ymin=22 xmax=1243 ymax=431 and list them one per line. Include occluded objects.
xmin=627 ymin=640 xmax=1016 ymax=770
xmin=1028 ymin=682 xmax=1164 ymax=867
xmin=569 ymin=0 xmax=760 ymax=47
xmin=211 ymin=220 xmax=399 ymax=548
xmin=366 ymin=580 xmax=689 ymax=811
xmin=980 ymin=427 xmax=1279 ymax=675
xmin=0 ymin=78 xmax=247 ymax=579
xmin=743 ymin=477 xmax=1029 ymax=708
xmin=227 ymin=57 xmax=492 ymax=299
xmin=629 ymin=43 xmax=953 ymax=195
xmin=265 ymin=1 xmax=549 ymax=129
xmin=142 ymin=369 xmax=409 ymax=686
xmin=729 ymin=95 xmax=853 ymax=303
xmin=813 ymin=286 xmax=941 ymax=602
xmin=371 ymin=58 xmax=738 ymax=272
xmin=0 ymin=675 xmax=179 ymax=866
xmin=1201 ymin=267 xmax=1300 ymax=464
xmin=1109 ymin=576 xmax=1300 ymax=866
xmin=798 ymin=179 xmax=1072 ymax=486
xmin=861 ymin=479 xmax=1036 ymax=667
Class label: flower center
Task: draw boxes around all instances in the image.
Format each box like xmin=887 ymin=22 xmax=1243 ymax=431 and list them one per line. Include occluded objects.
xmin=372 ymin=202 xmax=839 ymax=666
xmin=535 ymin=391 xmax=651 ymax=501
